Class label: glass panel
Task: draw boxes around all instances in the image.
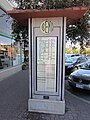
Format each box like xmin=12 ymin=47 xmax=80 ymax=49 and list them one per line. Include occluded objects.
xmin=0 ymin=36 xmax=21 ymax=70
xmin=0 ymin=9 xmax=23 ymax=69
xmin=36 ymin=37 xmax=57 ymax=92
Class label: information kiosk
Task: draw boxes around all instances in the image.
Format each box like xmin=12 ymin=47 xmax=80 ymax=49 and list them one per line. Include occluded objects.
xmin=7 ymin=7 xmax=89 ymax=114
xmin=29 ymin=17 xmax=66 ymax=114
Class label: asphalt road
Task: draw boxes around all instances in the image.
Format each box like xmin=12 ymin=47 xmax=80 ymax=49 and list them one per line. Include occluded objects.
xmin=65 ymin=79 xmax=90 ymax=102
xmin=0 ymin=69 xmax=90 ymax=120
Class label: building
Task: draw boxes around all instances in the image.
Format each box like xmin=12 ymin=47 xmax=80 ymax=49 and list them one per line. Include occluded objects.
xmin=0 ymin=0 xmax=23 ymax=72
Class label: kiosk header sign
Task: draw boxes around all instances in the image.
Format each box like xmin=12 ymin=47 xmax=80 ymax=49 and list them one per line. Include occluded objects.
xmin=40 ymin=20 xmax=53 ymax=34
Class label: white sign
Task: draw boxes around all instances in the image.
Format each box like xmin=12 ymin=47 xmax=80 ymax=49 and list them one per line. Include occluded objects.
xmin=36 ymin=37 xmax=57 ymax=92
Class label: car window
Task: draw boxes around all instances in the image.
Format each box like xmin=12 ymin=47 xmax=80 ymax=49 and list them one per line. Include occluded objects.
xmin=81 ymin=63 xmax=90 ymax=70
xmin=76 ymin=56 xmax=87 ymax=63
xmin=81 ymin=57 xmax=87 ymax=62
xmin=65 ymin=57 xmax=73 ymax=63
xmin=71 ymin=57 xmax=78 ymax=63
xmin=77 ymin=57 xmax=81 ymax=63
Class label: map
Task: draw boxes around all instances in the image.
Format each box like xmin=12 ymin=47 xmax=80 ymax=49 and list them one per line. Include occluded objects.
xmin=36 ymin=37 xmax=57 ymax=92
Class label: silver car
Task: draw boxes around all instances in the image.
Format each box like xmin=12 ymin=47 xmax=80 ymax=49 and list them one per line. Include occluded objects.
xmin=68 ymin=62 xmax=90 ymax=90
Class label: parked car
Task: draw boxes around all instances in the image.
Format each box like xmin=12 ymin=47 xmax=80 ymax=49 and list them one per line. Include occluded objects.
xmin=68 ymin=61 xmax=90 ymax=90
xmin=65 ymin=56 xmax=88 ymax=75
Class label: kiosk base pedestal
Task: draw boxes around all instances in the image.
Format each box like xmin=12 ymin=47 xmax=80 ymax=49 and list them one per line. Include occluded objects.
xmin=28 ymin=99 xmax=65 ymax=115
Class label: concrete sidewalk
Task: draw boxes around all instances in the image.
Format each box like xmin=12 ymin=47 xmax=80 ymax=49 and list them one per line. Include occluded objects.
xmin=0 ymin=70 xmax=90 ymax=120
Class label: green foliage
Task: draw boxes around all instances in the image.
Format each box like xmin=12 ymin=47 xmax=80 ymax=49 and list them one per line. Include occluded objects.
xmin=72 ymin=48 xmax=80 ymax=54
xmin=86 ymin=49 xmax=90 ymax=55
xmin=65 ymin=47 xmax=86 ymax=55
xmin=80 ymin=48 xmax=86 ymax=55
xmin=8 ymin=0 xmax=90 ymax=43
xmin=86 ymin=41 xmax=90 ymax=47
xmin=65 ymin=48 xmax=71 ymax=54
xmin=67 ymin=14 xmax=89 ymax=40
xmin=11 ymin=0 xmax=90 ymax=9
xmin=12 ymin=20 xmax=28 ymax=41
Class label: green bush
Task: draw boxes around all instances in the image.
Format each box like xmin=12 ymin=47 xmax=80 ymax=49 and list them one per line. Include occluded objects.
xmin=22 ymin=63 xmax=28 ymax=70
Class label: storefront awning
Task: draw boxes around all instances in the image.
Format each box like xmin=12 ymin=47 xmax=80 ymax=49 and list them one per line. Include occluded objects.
xmin=7 ymin=6 xmax=89 ymax=26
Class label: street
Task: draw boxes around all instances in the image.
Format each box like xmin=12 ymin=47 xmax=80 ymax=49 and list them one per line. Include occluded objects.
xmin=0 ymin=70 xmax=90 ymax=120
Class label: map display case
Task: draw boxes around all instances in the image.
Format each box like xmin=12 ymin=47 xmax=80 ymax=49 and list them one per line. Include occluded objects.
xmin=36 ymin=37 xmax=57 ymax=93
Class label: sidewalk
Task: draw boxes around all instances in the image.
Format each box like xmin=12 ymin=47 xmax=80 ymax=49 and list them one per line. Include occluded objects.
xmin=0 ymin=70 xmax=90 ymax=120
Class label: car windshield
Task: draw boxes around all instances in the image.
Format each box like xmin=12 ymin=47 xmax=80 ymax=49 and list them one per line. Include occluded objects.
xmin=65 ymin=57 xmax=73 ymax=63
xmin=70 ymin=57 xmax=78 ymax=63
xmin=65 ymin=54 xmax=72 ymax=57
xmin=81 ymin=62 xmax=90 ymax=70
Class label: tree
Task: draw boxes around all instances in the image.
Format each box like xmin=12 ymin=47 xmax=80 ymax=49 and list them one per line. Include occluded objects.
xmin=8 ymin=0 xmax=90 ymax=53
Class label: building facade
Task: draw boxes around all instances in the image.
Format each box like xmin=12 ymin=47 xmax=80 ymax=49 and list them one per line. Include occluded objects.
xmin=0 ymin=0 xmax=24 ymax=70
